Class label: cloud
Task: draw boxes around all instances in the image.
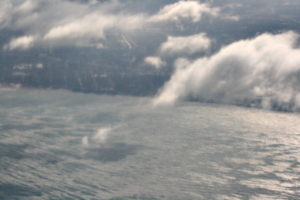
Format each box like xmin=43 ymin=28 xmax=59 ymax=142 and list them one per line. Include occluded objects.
xmin=16 ymin=0 xmax=38 ymax=14
xmin=82 ymin=136 xmax=89 ymax=148
xmin=82 ymin=127 xmax=112 ymax=148
xmin=149 ymin=1 xmax=220 ymax=23
xmin=42 ymin=12 xmax=144 ymax=47
xmin=144 ymin=56 xmax=165 ymax=69
xmin=159 ymin=33 xmax=211 ymax=56
xmin=154 ymin=31 xmax=300 ymax=112
xmin=1 ymin=0 xmax=227 ymax=50
xmin=2 ymin=0 xmax=146 ymax=49
xmin=93 ymin=127 xmax=111 ymax=144
xmin=4 ymin=35 xmax=35 ymax=50
xmin=143 ymin=33 xmax=211 ymax=70
xmin=0 ymin=1 xmax=13 ymax=29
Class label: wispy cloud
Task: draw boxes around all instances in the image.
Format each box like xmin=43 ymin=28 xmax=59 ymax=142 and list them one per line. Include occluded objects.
xmin=82 ymin=127 xmax=113 ymax=148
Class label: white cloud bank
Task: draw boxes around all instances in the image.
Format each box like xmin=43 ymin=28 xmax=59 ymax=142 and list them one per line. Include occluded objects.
xmin=154 ymin=31 xmax=300 ymax=112
xmin=1 ymin=0 xmax=225 ymax=50
xmin=159 ymin=33 xmax=211 ymax=56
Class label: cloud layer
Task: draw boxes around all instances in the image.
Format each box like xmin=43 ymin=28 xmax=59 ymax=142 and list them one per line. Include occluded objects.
xmin=154 ymin=31 xmax=300 ymax=112
xmin=1 ymin=0 xmax=224 ymax=50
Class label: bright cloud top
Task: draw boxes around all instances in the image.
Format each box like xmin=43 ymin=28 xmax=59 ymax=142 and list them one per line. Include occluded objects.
xmin=154 ymin=31 xmax=300 ymax=112
xmin=159 ymin=33 xmax=211 ymax=56
xmin=149 ymin=1 xmax=220 ymax=23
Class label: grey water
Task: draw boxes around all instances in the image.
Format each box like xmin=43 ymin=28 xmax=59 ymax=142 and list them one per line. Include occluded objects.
xmin=1 ymin=88 xmax=300 ymax=200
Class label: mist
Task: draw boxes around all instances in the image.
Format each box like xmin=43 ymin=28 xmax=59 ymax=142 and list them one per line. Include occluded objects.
xmin=82 ymin=127 xmax=113 ymax=148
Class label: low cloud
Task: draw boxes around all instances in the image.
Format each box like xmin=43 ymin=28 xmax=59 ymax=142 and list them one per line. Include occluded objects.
xmin=82 ymin=136 xmax=89 ymax=148
xmin=0 ymin=1 xmax=13 ymax=29
xmin=149 ymin=1 xmax=220 ymax=23
xmin=2 ymin=0 xmax=146 ymax=49
xmin=144 ymin=33 xmax=211 ymax=70
xmin=159 ymin=33 xmax=211 ymax=56
xmin=1 ymin=0 xmax=227 ymax=50
xmin=42 ymin=12 xmax=145 ymax=47
xmin=154 ymin=31 xmax=300 ymax=112
xmin=144 ymin=56 xmax=165 ymax=69
xmin=93 ymin=127 xmax=111 ymax=144
xmin=4 ymin=35 xmax=35 ymax=50
xmin=82 ymin=127 xmax=112 ymax=148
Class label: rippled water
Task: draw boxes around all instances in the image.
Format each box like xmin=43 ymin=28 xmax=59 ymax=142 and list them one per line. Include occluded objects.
xmin=1 ymin=88 xmax=300 ymax=199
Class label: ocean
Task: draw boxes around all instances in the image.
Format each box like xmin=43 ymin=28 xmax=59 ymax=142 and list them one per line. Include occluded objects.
xmin=1 ymin=88 xmax=300 ymax=199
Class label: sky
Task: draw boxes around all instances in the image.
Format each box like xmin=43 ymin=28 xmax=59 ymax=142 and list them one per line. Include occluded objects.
xmin=1 ymin=0 xmax=300 ymax=111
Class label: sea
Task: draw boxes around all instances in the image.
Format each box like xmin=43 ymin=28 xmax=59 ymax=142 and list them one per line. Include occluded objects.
xmin=1 ymin=88 xmax=300 ymax=200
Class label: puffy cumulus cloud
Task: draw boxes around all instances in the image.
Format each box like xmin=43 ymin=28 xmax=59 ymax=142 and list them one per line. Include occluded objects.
xmin=159 ymin=33 xmax=211 ymax=56
xmin=149 ymin=1 xmax=220 ymax=23
xmin=154 ymin=31 xmax=300 ymax=112
xmin=4 ymin=35 xmax=35 ymax=50
xmin=144 ymin=56 xmax=165 ymax=69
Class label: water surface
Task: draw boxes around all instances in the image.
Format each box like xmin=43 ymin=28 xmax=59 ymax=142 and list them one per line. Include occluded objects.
xmin=1 ymin=88 xmax=300 ymax=199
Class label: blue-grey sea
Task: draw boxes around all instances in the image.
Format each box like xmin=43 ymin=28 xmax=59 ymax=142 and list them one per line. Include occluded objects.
xmin=1 ymin=88 xmax=300 ymax=200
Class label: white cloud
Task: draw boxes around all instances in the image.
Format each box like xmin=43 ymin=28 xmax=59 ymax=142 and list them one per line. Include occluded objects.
xmin=16 ymin=0 xmax=38 ymax=14
xmin=82 ymin=136 xmax=89 ymax=148
xmin=43 ymin=13 xmax=144 ymax=45
xmin=144 ymin=56 xmax=165 ymax=69
xmin=159 ymin=33 xmax=211 ymax=56
xmin=149 ymin=1 xmax=220 ymax=23
xmin=154 ymin=31 xmax=300 ymax=112
xmin=1 ymin=0 xmax=232 ymax=50
xmin=0 ymin=1 xmax=13 ymax=29
xmin=93 ymin=127 xmax=111 ymax=144
xmin=2 ymin=0 xmax=146 ymax=49
xmin=81 ymin=127 xmax=112 ymax=148
xmin=4 ymin=35 xmax=35 ymax=50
